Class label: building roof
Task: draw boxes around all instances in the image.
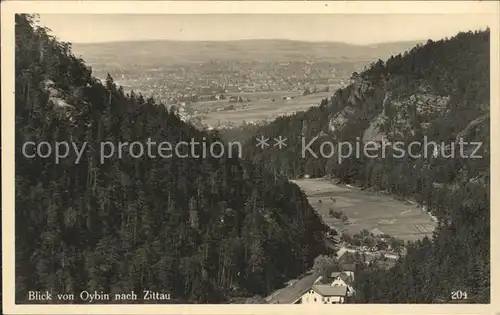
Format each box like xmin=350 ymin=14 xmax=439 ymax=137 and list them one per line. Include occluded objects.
xmin=370 ymin=227 xmax=384 ymax=236
xmin=330 ymin=271 xmax=354 ymax=285
xmin=339 ymin=251 xmax=377 ymax=264
xmin=340 ymin=273 xmax=351 ymax=282
xmin=314 ymin=275 xmax=333 ymax=285
xmin=312 ymin=285 xmax=347 ymax=297
xmin=339 ymin=263 xmax=356 ymax=271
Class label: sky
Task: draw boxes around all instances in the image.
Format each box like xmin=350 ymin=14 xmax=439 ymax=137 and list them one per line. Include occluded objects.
xmin=38 ymin=14 xmax=490 ymax=45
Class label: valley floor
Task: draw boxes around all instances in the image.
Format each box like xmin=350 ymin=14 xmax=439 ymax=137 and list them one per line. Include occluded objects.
xmin=265 ymin=178 xmax=437 ymax=304
xmin=291 ymin=178 xmax=437 ymax=242
xmin=196 ymin=91 xmax=333 ymax=127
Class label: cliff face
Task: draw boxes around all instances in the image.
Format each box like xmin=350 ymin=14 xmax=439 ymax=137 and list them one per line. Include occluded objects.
xmin=327 ymin=76 xmax=384 ymax=140
xmin=328 ymin=106 xmax=361 ymax=134
xmin=316 ymin=31 xmax=490 ymax=216
xmin=328 ymin=74 xmax=484 ymax=145
xmin=324 ymin=29 xmax=490 ymax=150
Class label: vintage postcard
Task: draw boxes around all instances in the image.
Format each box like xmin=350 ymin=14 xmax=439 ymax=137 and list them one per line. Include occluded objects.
xmin=1 ymin=1 xmax=499 ymax=314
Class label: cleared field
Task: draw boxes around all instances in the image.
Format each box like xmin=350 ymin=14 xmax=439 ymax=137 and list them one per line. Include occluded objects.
xmin=291 ymin=178 xmax=437 ymax=241
xmin=195 ymin=91 xmax=333 ymax=127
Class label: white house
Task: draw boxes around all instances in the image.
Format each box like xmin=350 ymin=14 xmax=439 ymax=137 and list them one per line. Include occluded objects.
xmin=330 ymin=271 xmax=356 ymax=297
xmin=298 ymin=285 xmax=347 ymax=304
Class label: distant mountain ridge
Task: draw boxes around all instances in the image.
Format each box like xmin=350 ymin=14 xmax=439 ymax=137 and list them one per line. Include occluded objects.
xmin=72 ymin=39 xmax=424 ymax=65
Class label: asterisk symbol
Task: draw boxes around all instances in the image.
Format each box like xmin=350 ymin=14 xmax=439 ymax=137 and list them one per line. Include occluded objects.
xmin=274 ymin=136 xmax=287 ymax=149
xmin=255 ymin=135 xmax=270 ymax=149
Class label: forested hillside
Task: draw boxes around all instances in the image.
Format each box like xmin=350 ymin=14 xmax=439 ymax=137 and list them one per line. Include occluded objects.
xmin=14 ymin=14 xmax=329 ymax=303
xmin=238 ymin=30 xmax=490 ymax=302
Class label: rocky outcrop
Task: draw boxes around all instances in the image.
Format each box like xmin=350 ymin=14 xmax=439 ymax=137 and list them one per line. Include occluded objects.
xmin=42 ymin=79 xmax=75 ymax=109
xmin=455 ymin=113 xmax=489 ymax=142
xmin=328 ymin=106 xmax=360 ymax=134
xmin=41 ymin=79 xmax=76 ymax=121
xmin=327 ymin=76 xmax=386 ymax=140
xmin=348 ymin=77 xmax=374 ymax=105
xmin=412 ymin=93 xmax=450 ymax=121
xmin=362 ymin=113 xmax=388 ymax=143
xmin=342 ymin=78 xmax=453 ymax=143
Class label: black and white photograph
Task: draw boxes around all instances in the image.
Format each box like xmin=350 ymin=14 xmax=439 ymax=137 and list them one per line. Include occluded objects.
xmin=2 ymin=1 xmax=499 ymax=313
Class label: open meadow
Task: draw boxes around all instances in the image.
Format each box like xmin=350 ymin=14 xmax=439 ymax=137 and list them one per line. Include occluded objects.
xmin=292 ymin=178 xmax=437 ymax=242
xmin=195 ymin=90 xmax=333 ymax=127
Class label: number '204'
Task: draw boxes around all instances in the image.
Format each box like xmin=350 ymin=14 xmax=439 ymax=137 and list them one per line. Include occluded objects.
xmin=451 ymin=290 xmax=468 ymax=300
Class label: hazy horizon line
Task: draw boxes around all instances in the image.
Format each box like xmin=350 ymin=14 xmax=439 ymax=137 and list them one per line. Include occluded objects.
xmin=64 ymin=27 xmax=490 ymax=46
xmin=71 ymin=37 xmax=428 ymax=46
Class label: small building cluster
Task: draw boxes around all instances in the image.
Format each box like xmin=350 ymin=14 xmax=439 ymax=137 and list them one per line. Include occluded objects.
xmin=294 ymin=270 xmax=355 ymax=304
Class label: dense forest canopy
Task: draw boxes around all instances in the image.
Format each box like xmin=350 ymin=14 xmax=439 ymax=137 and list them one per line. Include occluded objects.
xmin=15 ymin=14 xmax=330 ymax=303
